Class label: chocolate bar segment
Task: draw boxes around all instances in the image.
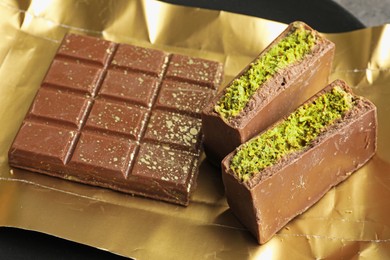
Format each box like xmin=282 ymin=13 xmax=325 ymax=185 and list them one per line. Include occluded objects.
xmin=155 ymin=79 xmax=215 ymax=117
xmin=202 ymin=21 xmax=336 ymax=164
xmin=143 ymin=110 xmax=202 ymax=152
xmin=68 ymin=132 xmax=136 ymax=180
xmin=99 ymin=70 xmax=159 ymax=107
xmin=222 ymin=80 xmax=377 ymax=243
xmin=111 ymin=44 xmax=168 ymax=76
xmin=8 ymin=33 xmax=223 ymax=206
xmin=43 ymin=59 xmax=104 ymax=95
xmin=10 ymin=122 xmax=77 ymax=168
xmin=165 ymin=54 xmax=223 ymax=87
xmin=130 ymin=143 xmax=197 ymax=203
xmin=28 ymin=87 xmax=91 ymax=128
xmin=58 ymin=33 xmax=115 ymax=65
xmin=84 ymin=100 xmax=147 ymax=139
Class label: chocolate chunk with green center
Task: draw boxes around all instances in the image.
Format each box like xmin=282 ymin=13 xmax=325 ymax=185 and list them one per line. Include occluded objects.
xmin=230 ymin=86 xmax=354 ymax=182
xmin=215 ymin=23 xmax=317 ymax=120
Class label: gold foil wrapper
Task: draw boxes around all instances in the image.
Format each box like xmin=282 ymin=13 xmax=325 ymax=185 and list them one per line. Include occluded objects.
xmin=1 ymin=0 xmax=390 ymax=258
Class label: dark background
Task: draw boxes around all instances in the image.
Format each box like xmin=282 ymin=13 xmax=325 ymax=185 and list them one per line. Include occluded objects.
xmin=0 ymin=0 xmax=363 ymax=259
xmin=162 ymin=0 xmax=364 ymax=32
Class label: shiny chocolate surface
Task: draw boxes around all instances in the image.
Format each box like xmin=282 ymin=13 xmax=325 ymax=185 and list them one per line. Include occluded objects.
xmin=8 ymin=33 xmax=223 ymax=206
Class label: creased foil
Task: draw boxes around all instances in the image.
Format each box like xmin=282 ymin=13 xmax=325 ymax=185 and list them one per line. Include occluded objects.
xmin=1 ymin=0 xmax=390 ymax=258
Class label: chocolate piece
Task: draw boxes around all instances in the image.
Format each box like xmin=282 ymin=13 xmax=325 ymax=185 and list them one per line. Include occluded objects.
xmin=222 ymin=80 xmax=377 ymax=244
xmin=8 ymin=33 xmax=223 ymax=206
xmin=202 ymin=21 xmax=335 ymax=164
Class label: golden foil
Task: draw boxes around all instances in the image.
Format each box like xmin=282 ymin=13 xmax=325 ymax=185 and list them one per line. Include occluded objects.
xmin=1 ymin=0 xmax=390 ymax=258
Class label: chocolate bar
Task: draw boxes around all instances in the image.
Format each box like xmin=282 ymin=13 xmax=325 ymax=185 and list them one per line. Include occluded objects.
xmin=8 ymin=33 xmax=223 ymax=206
xmin=222 ymin=79 xmax=377 ymax=243
xmin=202 ymin=21 xmax=335 ymax=164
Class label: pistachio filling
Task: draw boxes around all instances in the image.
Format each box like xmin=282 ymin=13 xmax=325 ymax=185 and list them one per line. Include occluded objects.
xmin=215 ymin=24 xmax=317 ymax=120
xmin=230 ymin=86 xmax=354 ymax=182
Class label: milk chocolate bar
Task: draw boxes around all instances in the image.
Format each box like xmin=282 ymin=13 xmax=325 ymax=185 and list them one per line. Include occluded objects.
xmin=222 ymin=80 xmax=377 ymax=243
xmin=202 ymin=21 xmax=335 ymax=164
xmin=8 ymin=33 xmax=223 ymax=206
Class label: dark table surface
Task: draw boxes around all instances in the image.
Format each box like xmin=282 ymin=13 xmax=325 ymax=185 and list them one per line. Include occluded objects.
xmin=0 ymin=0 xmax=364 ymax=259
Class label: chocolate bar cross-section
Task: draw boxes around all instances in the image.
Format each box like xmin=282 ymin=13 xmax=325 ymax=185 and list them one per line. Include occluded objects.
xmin=9 ymin=33 xmax=223 ymax=206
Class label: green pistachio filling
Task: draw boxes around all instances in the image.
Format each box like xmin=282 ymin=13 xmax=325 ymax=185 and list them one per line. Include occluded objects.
xmin=230 ymin=86 xmax=355 ymax=182
xmin=215 ymin=25 xmax=317 ymax=120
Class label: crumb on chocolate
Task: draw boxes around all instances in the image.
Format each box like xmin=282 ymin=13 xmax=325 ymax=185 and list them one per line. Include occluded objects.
xmin=215 ymin=23 xmax=318 ymax=120
xmin=230 ymin=86 xmax=354 ymax=182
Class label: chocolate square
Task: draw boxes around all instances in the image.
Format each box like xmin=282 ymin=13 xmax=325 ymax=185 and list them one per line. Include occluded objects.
xmin=8 ymin=33 xmax=223 ymax=206
xmin=155 ymin=79 xmax=215 ymax=117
